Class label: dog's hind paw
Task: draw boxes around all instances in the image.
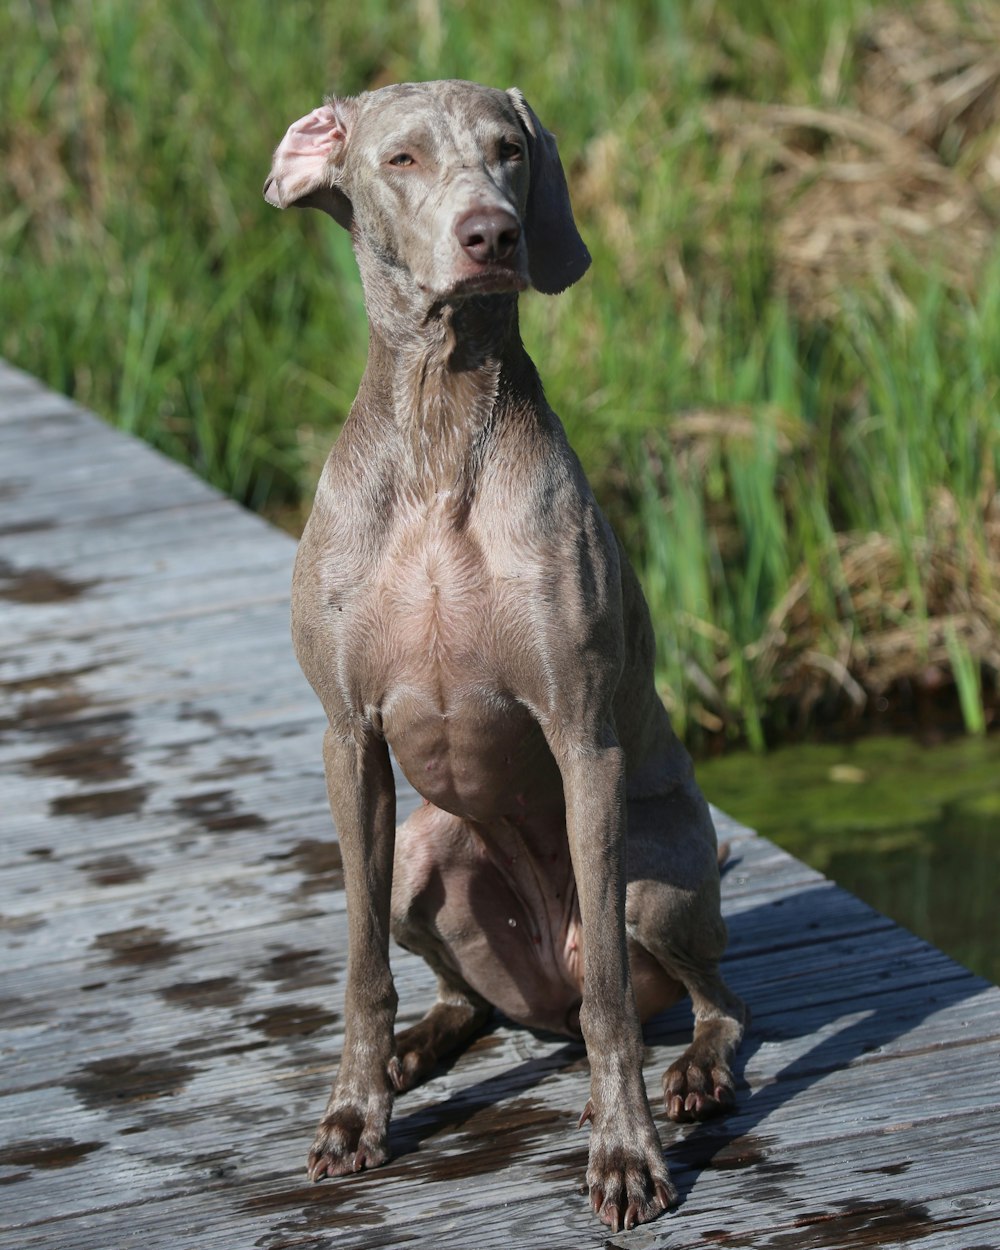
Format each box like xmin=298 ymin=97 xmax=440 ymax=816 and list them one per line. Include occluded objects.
xmin=662 ymin=1053 xmax=736 ymax=1122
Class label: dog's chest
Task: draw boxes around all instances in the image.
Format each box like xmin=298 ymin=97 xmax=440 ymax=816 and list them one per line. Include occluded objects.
xmin=369 ymin=494 xmax=498 ymax=688
xmin=349 ymin=494 xmax=559 ymax=818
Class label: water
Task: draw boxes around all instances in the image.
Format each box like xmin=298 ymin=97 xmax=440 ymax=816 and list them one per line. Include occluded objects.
xmin=698 ymin=734 xmax=1000 ymax=985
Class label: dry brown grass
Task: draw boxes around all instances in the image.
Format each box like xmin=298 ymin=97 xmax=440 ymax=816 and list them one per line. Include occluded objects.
xmin=704 ymin=2 xmax=1000 ymax=321
xmin=755 ymin=487 xmax=1000 ymax=719
xmin=857 ymin=1 xmax=1000 ymax=158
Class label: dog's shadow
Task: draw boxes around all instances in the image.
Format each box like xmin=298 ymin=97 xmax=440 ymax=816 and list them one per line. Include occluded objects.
xmin=653 ymin=877 xmax=982 ymax=1209
xmin=386 ymin=1027 xmax=586 ymax=1163
xmin=379 ymin=871 xmax=982 ymax=1212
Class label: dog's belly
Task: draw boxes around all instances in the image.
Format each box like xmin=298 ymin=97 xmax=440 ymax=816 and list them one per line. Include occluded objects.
xmin=439 ymin=847 xmax=585 ymax=1035
xmin=394 ymin=801 xmax=686 ymax=1034
xmin=394 ymin=800 xmax=586 ymax=1034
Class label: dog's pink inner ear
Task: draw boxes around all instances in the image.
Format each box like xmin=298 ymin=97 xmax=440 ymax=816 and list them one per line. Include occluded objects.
xmin=265 ymin=104 xmax=348 ymax=208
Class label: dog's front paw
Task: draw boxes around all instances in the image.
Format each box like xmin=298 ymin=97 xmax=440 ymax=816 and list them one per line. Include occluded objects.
xmin=583 ymin=1101 xmax=676 ymax=1231
xmin=306 ymin=1100 xmax=391 ymax=1180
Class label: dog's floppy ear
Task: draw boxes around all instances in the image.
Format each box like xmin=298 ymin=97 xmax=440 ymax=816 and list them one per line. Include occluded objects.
xmin=506 ymin=88 xmax=591 ymax=295
xmin=263 ymin=98 xmax=356 ymax=230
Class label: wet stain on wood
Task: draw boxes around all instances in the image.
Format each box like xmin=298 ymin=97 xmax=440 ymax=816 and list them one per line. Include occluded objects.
xmin=178 ymin=704 xmax=223 ymax=726
xmin=1 ymin=692 xmax=91 ymax=735
xmin=0 ymin=518 xmax=56 ymax=537
xmin=29 ymin=732 xmax=133 ymax=781
xmin=175 ymin=1037 xmax=271 ymax=1063
xmin=50 ymin=784 xmax=150 ymax=819
xmin=191 ymin=754 xmax=273 ymax=783
xmin=0 ymin=912 xmax=46 ymax=935
xmin=0 ymin=1138 xmax=105 ymax=1171
xmin=780 ymin=1198 xmax=937 ymax=1248
xmin=259 ymin=948 xmax=332 ymax=991
xmin=859 ymin=1159 xmax=914 ymax=1176
xmin=266 ymin=839 xmax=344 ymax=894
xmin=1 ymin=666 xmax=102 ymax=695
xmin=92 ymin=925 xmax=185 ymax=966
xmin=68 ymin=1052 xmax=197 ymax=1110
xmin=0 ymin=994 xmax=51 ymax=1027
xmin=0 ymin=665 xmax=104 ymax=736
xmin=0 ymin=560 xmax=99 ymax=604
xmin=389 ymin=1096 xmax=573 ymax=1184
xmin=245 ymin=1003 xmax=338 ymax=1039
xmin=0 ymin=478 xmax=28 ymax=500
xmin=242 ymin=1186 xmax=389 ymax=1240
xmin=183 ymin=1149 xmax=241 ymax=1181
xmin=678 ymin=1132 xmax=799 ymax=1178
xmin=174 ymin=789 xmax=268 ymax=834
xmin=713 ymin=1135 xmax=777 ymax=1170
xmin=80 ymin=853 xmax=150 ymax=886
xmin=159 ymin=976 xmax=248 ymax=1010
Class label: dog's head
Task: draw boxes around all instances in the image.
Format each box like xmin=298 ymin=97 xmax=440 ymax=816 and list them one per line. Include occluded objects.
xmin=264 ymin=80 xmax=591 ymax=300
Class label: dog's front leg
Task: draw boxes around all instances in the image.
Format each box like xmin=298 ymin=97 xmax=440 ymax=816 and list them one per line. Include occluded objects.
xmin=555 ymin=730 xmax=676 ymax=1231
xmin=307 ymin=724 xmax=398 ymax=1180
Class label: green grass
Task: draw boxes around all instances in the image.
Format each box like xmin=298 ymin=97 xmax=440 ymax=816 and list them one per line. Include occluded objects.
xmin=3 ymin=0 xmax=998 ymax=746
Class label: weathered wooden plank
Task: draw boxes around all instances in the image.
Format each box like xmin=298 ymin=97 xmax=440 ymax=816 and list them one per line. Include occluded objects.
xmin=1 ymin=707 xmax=322 ymax=800
xmin=1 ymin=947 xmax=996 ymax=1133
xmin=3 ymin=918 xmax=994 ymax=1098
xmin=2 ymin=564 xmax=294 ymax=642
xmin=1 ymin=829 xmax=822 ymax=978
xmin=0 ymin=390 xmax=220 ymax=502
xmin=5 ymin=497 xmax=282 ymax=566
xmin=3 ymin=1038 xmax=999 ymax=1246
xmin=0 ymin=410 xmax=193 ymax=467
xmin=0 ymin=605 xmax=313 ymax=720
xmin=0 ymin=374 xmax=79 ymax=421
xmin=0 ymin=822 xmax=792 ymax=936
xmin=5 ymin=1095 xmax=1000 ymax=1245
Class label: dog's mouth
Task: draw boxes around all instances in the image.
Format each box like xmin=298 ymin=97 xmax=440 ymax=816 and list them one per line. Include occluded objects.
xmin=448 ymin=264 xmax=529 ymax=297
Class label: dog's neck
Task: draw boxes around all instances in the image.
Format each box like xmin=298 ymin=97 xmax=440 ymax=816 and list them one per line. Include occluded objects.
xmin=360 ymin=290 xmax=540 ymax=501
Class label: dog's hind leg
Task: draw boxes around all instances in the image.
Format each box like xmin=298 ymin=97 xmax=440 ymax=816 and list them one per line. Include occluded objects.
xmin=626 ymin=781 xmax=747 ymax=1123
xmin=388 ymin=804 xmax=490 ymax=1090
xmin=389 ymin=969 xmax=491 ymax=1093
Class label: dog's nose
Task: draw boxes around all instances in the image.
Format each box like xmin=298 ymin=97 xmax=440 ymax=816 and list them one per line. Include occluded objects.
xmin=455 ymin=207 xmax=521 ymax=264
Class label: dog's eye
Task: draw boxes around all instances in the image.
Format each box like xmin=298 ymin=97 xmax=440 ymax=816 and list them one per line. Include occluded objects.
xmin=499 ymin=140 xmax=523 ymax=162
xmin=388 ymin=153 xmax=415 ymax=167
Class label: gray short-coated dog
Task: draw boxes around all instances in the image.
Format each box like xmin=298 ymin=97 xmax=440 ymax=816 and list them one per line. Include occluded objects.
xmin=264 ymin=79 xmax=746 ymax=1232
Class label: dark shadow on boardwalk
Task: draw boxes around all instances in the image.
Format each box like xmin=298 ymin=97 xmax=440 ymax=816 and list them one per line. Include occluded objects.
xmin=295 ymin=880 xmax=985 ymax=1222
xmin=655 ymin=884 xmax=986 ymax=1211
xmin=335 ymin=875 xmax=985 ymax=1215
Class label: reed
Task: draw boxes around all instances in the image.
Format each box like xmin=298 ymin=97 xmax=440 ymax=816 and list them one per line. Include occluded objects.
xmin=3 ymin=0 xmax=997 ymax=745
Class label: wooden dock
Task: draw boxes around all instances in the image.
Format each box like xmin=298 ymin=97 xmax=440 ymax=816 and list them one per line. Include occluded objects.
xmin=2 ymin=357 xmax=998 ymax=1250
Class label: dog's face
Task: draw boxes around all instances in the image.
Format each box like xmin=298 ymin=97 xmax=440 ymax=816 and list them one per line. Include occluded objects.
xmin=264 ymin=80 xmax=590 ymax=299
xmin=342 ymin=82 xmax=532 ymax=299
